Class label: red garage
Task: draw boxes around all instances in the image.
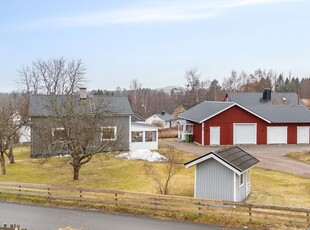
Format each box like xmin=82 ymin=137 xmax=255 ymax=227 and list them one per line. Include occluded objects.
xmin=178 ymin=102 xmax=310 ymax=145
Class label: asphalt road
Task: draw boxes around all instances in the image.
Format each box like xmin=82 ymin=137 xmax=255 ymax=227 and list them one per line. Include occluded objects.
xmin=0 ymin=202 xmax=237 ymax=230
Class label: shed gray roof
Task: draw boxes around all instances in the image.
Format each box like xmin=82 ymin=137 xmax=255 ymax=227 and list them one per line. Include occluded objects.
xmin=178 ymin=102 xmax=235 ymax=123
xmin=29 ymin=94 xmax=133 ymax=117
xmin=226 ymin=92 xmax=303 ymax=106
xmin=185 ymin=146 xmax=259 ymax=173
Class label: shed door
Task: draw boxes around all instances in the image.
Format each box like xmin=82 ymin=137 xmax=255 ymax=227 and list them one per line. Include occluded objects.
xmin=297 ymin=126 xmax=310 ymax=144
xmin=234 ymin=124 xmax=256 ymax=144
xmin=210 ymin=127 xmax=220 ymax=145
xmin=267 ymin=127 xmax=287 ymax=144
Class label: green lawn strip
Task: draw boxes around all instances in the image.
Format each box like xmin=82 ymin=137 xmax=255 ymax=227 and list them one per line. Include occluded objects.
xmin=286 ymin=151 xmax=310 ymax=165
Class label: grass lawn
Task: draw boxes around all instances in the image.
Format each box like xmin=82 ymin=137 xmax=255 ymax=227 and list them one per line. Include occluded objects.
xmin=286 ymin=151 xmax=310 ymax=164
xmin=1 ymin=146 xmax=310 ymax=208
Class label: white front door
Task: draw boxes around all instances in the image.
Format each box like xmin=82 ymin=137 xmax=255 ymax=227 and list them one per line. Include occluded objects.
xmin=234 ymin=124 xmax=256 ymax=144
xmin=267 ymin=126 xmax=287 ymax=144
xmin=210 ymin=126 xmax=220 ymax=145
xmin=297 ymin=126 xmax=310 ymax=144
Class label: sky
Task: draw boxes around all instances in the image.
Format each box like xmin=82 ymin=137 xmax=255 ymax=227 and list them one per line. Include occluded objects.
xmin=1 ymin=0 xmax=310 ymax=92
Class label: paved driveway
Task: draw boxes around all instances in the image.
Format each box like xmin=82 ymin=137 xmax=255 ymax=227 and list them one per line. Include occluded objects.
xmin=161 ymin=140 xmax=310 ymax=177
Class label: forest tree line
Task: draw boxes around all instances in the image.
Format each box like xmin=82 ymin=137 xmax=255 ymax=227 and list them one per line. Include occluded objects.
xmin=92 ymin=68 xmax=310 ymax=118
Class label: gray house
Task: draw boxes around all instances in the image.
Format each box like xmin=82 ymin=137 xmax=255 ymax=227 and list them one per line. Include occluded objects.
xmin=185 ymin=146 xmax=259 ymax=202
xmin=29 ymin=92 xmax=133 ymax=157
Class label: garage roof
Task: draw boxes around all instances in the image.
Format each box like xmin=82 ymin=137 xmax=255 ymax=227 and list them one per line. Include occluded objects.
xmin=178 ymin=101 xmax=310 ymax=124
xmin=178 ymin=101 xmax=270 ymax=123
xmin=184 ymin=146 xmax=259 ymax=174
xmin=247 ymin=105 xmax=310 ymax=123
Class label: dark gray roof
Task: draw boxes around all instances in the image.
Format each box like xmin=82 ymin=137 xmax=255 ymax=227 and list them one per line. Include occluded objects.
xmin=131 ymin=113 xmax=145 ymax=122
xmin=185 ymin=146 xmax=259 ymax=173
xmin=178 ymin=102 xmax=235 ymax=123
xmin=226 ymin=92 xmax=303 ymax=106
xmin=247 ymin=105 xmax=310 ymax=123
xmin=154 ymin=112 xmax=176 ymax=122
xmin=29 ymin=94 xmax=133 ymax=117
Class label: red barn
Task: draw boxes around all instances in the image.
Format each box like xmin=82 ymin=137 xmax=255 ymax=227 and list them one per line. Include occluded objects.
xmin=178 ymin=102 xmax=310 ymax=145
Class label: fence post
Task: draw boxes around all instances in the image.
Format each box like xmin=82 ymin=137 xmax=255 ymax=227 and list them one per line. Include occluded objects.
xmin=47 ymin=188 xmax=51 ymax=198
xmin=307 ymin=211 xmax=309 ymax=226
xmin=115 ymin=194 xmax=118 ymax=206
xmin=79 ymin=190 xmax=83 ymax=200
xmin=248 ymin=205 xmax=252 ymax=223
xmin=18 ymin=185 xmax=21 ymax=195
xmin=154 ymin=198 xmax=157 ymax=209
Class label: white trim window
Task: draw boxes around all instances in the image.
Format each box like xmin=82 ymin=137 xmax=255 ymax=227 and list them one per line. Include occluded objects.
xmin=239 ymin=173 xmax=244 ymax=187
xmin=101 ymin=126 xmax=117 ymax=141
xmin=131 ymin=131 xmax=143 ymax=142
xmin=51 ymin=127 xmax=66 ymax=141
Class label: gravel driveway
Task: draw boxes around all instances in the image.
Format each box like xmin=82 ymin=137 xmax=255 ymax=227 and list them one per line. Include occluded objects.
xmin=161 ymin=140 xmax=310 ymax=177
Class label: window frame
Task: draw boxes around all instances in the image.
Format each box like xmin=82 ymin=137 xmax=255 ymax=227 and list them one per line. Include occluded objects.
xmin=101 ymin=126 xmax=117 ymax=141
xmin=145 ymin=131 xmax=157 ymax=142
xmin=239 ymin=173 xmax=244 ymax=187
xmin=51 ymin=127 xmax=66 ymax=142
xmin=131 ymin=131 xmax=143 ymax=143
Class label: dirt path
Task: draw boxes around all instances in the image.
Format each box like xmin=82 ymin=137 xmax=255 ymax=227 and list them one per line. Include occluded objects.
xmin=161 ymin=140 xmax=310 ymax=177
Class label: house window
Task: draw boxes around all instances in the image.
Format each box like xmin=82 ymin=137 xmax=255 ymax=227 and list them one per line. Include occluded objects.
xmin=101 ymin=126 xmax=117 ymax=141
xmin=239 ymin=173 xmax=244 ymax=187
xmin=145 ymin=131 xmax=156 ymax=142
xmin=132 ymin=131 xmax=143 ymax=142
xmin=52 ymin=128 xmax=66 ymax=141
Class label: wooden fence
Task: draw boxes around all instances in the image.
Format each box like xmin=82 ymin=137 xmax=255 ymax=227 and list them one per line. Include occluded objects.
xmin=0 ymin=181 xmax=309 ymax=229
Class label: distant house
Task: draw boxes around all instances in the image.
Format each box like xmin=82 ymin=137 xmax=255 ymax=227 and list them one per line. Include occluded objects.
xmin=224 ymin=89 xmax=303 ymax=106
xmin=130 ymin=122 xmax=159 ymax=151
xmin=185 ymin=146 xmax=259 ymax=202
xmin=178 ymin=101 xmax=310 ymax=145
xmin=145 ymin=111 xmax=177 ymax=128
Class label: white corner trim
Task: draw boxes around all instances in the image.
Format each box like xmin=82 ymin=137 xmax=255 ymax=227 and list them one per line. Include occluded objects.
xmin=233 ymin=172 xmax=236 ymax=202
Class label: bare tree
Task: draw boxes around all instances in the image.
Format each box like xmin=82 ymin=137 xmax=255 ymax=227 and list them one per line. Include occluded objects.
xmin=144 ymin=145 xmax=181 ymax=195
xmin=184 ymin=68 xmax=209 ymax=107
xmin=0 ymin=94 xmax=28 ymax=175
xmin=17 ymin=57 xmax=86 ymax=95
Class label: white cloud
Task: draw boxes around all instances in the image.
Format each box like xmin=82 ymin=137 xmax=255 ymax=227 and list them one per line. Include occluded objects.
xmin=3 ymin=0 xmax=301 ymax=31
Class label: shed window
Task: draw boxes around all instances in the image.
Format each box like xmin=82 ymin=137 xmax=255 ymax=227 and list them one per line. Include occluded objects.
xmin=102 ymin=126 xmax=117 ymax=141
xmin=132 ymin=131 xmax=143 ymax=142
xmin=52 ymin=128 xmax=66 ymax=141
xmin=239 ymin=173 xmax=244 ymax=187
xmin=145 ymin=131 xmax=156 ymax=142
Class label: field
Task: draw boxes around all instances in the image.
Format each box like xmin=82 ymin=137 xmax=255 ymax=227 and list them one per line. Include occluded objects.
xmin=1 ymin=146 xmax=309 ymax=208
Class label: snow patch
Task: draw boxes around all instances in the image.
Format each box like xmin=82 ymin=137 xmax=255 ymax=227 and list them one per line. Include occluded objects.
xmin=116 ymin=149 xmax=166 ymax=162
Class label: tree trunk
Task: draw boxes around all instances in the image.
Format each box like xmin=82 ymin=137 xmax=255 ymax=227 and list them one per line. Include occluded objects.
xmin=73 ymin=165 xmax=80 ymax=180
xmin=8 ymin=147 xmax=14 ymax=164
xmin=0 ymin=153 xmax=6 ymax=175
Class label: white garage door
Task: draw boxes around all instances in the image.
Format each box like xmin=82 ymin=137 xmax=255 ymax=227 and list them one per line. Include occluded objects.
xmin=267 ymin=127 xmax=287 ymax=144
xmin=297 ymin=126 xmax=310 ymax=144
xmin=234 ymin=124 xmax=256 ymax=144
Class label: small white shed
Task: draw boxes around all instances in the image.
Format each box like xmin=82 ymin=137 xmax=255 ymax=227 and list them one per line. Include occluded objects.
xmin=184 ymin=146 xmax=259 ymax=202
xmin=130 ymin=122 xmax=159 ymax=151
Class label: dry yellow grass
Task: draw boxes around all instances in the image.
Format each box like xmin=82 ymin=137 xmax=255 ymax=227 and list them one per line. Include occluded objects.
xmin=286 ymin=151 xmax=310 ymax=164
xmin=1 ymin=146 xmax=309 ymax=208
